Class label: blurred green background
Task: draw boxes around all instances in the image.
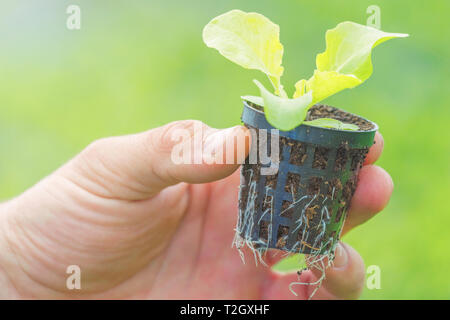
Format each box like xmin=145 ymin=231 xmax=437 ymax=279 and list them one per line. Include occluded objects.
xmin=0 ymin=0 xmax=449 ymax=299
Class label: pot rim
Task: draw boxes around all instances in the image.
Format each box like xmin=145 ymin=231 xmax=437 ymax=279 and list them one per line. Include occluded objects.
xmin=242 ymin=101 xmax=379 ymax=149
xmin=243 ymin=101 xmax=379 ymax=133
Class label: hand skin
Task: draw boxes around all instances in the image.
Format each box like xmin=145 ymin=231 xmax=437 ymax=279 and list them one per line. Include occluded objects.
xmin=0 ymin=121 xmax=393 ymax=299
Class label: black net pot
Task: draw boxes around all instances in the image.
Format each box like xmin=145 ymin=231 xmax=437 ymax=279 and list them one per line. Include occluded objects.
xmin=237 ymin=101 xmax=378 ymax=255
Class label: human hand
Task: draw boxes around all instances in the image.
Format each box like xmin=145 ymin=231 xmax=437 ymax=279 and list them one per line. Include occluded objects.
xmin=0 ymin=121 xmax=392 ymax=299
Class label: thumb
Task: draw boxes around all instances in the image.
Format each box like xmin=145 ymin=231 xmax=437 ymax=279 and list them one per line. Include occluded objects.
xmin=62 ymin=120 xmax=251 ymax=200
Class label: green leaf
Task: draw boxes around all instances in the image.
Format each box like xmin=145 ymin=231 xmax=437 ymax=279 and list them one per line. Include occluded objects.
xmin=294 ymin=70 xmax=362 ymax=101
xmin=241 ymin=95 xmax=264 ymax=106
xmin=254 ymin=80 xmax=312 ymax=131
xmin=203 ymin=10 xmax=286 ymax=96
xmin=304 ymin=118 xmax=359 ymax=131
xmin=316 ymin=22 xmax=408 ymax=81
xmin=293 ymin=79 xmax=307 ymax=97
xmin=294 ymin=21 xmax=408 ymax=102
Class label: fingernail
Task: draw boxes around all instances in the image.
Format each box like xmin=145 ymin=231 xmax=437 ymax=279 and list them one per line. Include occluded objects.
xmin=204 ymin=127 xmax=234 ymax=148
xmin=203 ymin=127 xmax=236 ymax=164
xmin=333 ymin=242 xmax=349 ymax=269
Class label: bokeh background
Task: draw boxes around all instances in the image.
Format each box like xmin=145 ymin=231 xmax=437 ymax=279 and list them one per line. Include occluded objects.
xmin=1 ymin=0 xmax=449 ymax=299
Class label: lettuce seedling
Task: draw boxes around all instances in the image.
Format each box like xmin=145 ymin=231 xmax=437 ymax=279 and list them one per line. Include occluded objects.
xmin=203 ymin=10 xmax=408 ymax=131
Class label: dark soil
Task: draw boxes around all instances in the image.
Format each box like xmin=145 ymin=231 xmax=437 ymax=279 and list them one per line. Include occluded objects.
xmin=335 ymin=143 xmax=350 ymax=171
xmin=245 ymin=102 xmax=375 ymax=131
xmin=265 ymin=173 xmax=278 ymax=189
xmin=305 ymin=105 xmax=375 ymax=131
xmin=259 ymin=220 xmax=269 ymax=242
xmin=326 ymin=178 xmax=343 ymax=199
xmin=289 ymin=140 xmax=307 ymax=165
xmin=307 ymin=177 xmax=323 ymax=195
xmin=351 ymin=149 xmax=369 ymax=171
xmin=285 ymin=172 xmax=301 ymax=194
xmin=261 ymin=172 xmax=278 ymax=213
xmin=281 ymin=200 xmax=293 ymax=219
xmin=276 ymin=225 xmax=289 ymax=249
xmin=261 ymin=195 xmax=273 ymax=213
xmin=312 ymin=147 xmax=330 ymax=169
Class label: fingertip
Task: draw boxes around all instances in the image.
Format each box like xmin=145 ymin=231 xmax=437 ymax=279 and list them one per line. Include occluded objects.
xmin=264 ymin=249 xmax=290 ymax=267
xmin=153 ymin=122 xmax=250 ymax=188
xmin=306 ymin=242 xmax=365 ymax=299
xmin=350 ymin=165 xmax=393 ymax=216
xmin=364 ymin=131 xmax=384 ymax=165
xmin=262 ymin=270 xmax=312 ymax=300
xmin=265 ymin=243 xmax=366 ymax=300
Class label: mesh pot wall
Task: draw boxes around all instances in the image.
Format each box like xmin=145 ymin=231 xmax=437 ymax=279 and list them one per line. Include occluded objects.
xmin=237 ymin=101 xmax=378 ymax=255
